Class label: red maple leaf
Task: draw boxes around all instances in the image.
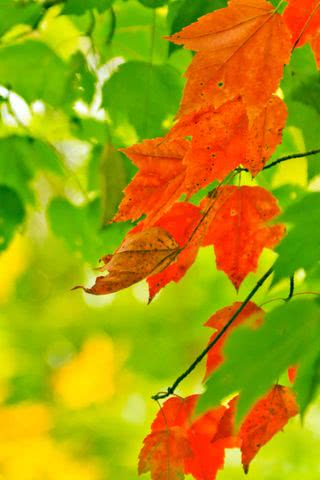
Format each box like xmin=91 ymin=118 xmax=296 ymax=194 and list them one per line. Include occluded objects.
xmin=139 ymin=428 xmax=192 ymax=480
xmin=239 ymin=385 xmax=299 ymax=473
xmin=202 ymin=186 xmax=285 ymax=289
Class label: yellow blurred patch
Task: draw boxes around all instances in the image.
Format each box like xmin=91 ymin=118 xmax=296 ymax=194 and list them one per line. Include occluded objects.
xmin=0 ymin=402 xmax=103 ymax=479
xmin=39 ymin=6 xmax=81 ymax=60
xmin=0 ymin=403 xmax=51 ymax=441
xmin=0 ymin=437 xmax=102 ymax=480
xmin=0 ymin=235 xmax=29 ymax=303
xmin=53 ymin=335 xmax=115 ymax=409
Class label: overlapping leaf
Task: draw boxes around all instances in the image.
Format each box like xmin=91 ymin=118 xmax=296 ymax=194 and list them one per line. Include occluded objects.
xmin=197 ymin=300 xmax=320 ymax=421
xmin=168 ymin=97 xmax=248 ymax=195
xmin=284 ymin=0 xmax=320 ymax=67
xmin=114 ymin=138 xmax=188 ymax=225
xmin=147 ymin=202 xmax=202 ymax=301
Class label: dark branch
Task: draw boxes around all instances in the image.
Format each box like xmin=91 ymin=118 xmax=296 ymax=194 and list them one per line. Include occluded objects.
xmin=152 ymin=267 xmax=274 ymax=401
xmin=237 ymin=149 xmax=320 ymax=174
xmin=263 ymin=149 xmax=320 ymax=171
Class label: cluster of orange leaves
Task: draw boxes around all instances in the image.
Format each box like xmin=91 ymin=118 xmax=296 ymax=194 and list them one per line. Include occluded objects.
xmin=77 ymin=0 xmax=320 ymax=478
xmin=140 ymin=386 xmax=298 ymax=479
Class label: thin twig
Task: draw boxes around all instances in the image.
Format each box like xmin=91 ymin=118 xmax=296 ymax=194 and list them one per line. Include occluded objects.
xmin=237 ymin=149 xmax=320 ymax=174
xmin=263 ymin=149 xmax=320 ymax=171
xmin=260 ymin=291 xmax=320 ymax=308
xmin=152 ymin=267 xmax=274 ymax=401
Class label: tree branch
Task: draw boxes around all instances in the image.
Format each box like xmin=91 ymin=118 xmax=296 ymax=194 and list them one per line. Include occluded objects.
xmin=152 ymin=267 xmax=274 ymax=401
xmin=237 ymin=149 xmax=320 ymax=174
xmin=263 ymin=149 xmax=320 ymax=171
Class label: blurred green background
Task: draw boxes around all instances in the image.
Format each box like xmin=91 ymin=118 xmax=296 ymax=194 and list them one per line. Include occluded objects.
xmin=1 ymin=0 xmax=320 ymax=478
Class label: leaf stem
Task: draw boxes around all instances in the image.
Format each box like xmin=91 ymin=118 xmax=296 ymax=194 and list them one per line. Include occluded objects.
xmin=152 ymin=267 xmax=274 ymax=401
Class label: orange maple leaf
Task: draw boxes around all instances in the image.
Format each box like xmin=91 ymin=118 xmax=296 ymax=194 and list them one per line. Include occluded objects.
xmin=202 ymin=186 xmax=285 ymax=289
xmin=139 ymin=428 xmax=192 ymax=480
xmin=114 ymin=137 xmax=188 ymax=225
xmin=244 ymin=96 xmax=288 ymax=175
xmin=283 ymin=0 xmax=320 ymax=67
xmin=204 ymin=302 xmax=264 ymax=379
xmin=139 ymin=396 xmax=197 ymax=480
xmin=151 ymin=395 xmax=199 ymax=431
xmin=167 ymin=0 xmax=291 ymax=116
xmin=185 ymin=401 xmax=238 ymax=480
xmin=239 ymin=385 xmax=299 ymax=473
xmin=167 ymin=97 xmax=248 ymax=195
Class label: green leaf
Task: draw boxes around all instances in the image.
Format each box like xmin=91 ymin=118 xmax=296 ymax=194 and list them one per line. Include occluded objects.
xmin=0 ymin=40 xmax=68 ymax=106
xmin=197 ymin=300 xmax=320 ymax=422
xmin=47 ymin=197 xmax=131 ymax=263
xmin=274 ymin=193 xmax=320 ymax=283
xmin=168 ymin=0 xmax=227 ymax=54
xmin=286 ymin=101 xmax=320 ymax=179
xmin=295 ymin=350 xmax=320 ymax=416
xmin=282 ymin=46 xmax=320 ymax=178
xmin=0 ymin=136 xmax=63 ymax=204
xmin=71 ymin=118 xmax=109 ymax=144
xmin=63 ymin=0 xmax=114 ymax=15
xmin=0 ymin=185 xmax=25 ymax=251
xmin=102 ymin=1 xmax=169 ymax=63
xmin=66 ymin=52 xmax=96 ymax=106
xmin=102 ymin=61 xmax=183 ymax=138
xmin=137 ymin=0 xmax=167 ymax=8
xmin=0 ymin=0 xmax=42 ymax=37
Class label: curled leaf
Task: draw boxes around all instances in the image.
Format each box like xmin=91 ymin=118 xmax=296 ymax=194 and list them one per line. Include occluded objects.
xmin=75 ymin=227 xmax=180 ymax=295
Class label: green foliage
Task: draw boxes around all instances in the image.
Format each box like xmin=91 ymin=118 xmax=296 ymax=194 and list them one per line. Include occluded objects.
xmin=48 ymin=197 xmax=130 ymax=263
xmin=0 ymin=40 xmax=68 ymax=105
xmin=102 ymin=61 xmax=183 ymax=138
xmin=0 ymin=185 xmax=25 ymax=251
xmin=138 ymin=0 xmax=168 ymax=8
xmin=282 ymin=46 xmax=320 ymax=178
xmin=63 ymin=0 xmax=114 ymax=15
xmin=0 ymin=0 xmax=42 ymax=36
xmin=0 ymin=2 xmax=319 ymax=477
xmin=274 ymin=193 xmax=320 ymax=282
xmin=0 ymin=136 xmax=63 ymax=204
